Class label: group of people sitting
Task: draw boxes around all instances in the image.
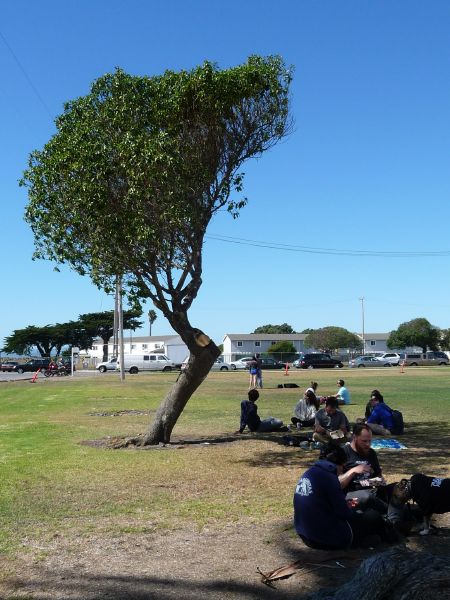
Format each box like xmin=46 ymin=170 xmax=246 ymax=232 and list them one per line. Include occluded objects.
xmin=237 ymin=380 xmax=401 ymax=439
xmin=294 ymin=424 xmax=403 ymax=549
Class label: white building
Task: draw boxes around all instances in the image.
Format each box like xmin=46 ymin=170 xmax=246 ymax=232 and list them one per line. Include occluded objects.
xmin=223 ymin=332 xmax=396 ymax=360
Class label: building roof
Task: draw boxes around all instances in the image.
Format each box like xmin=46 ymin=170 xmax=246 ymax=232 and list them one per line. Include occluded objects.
xmin=94 ymin=335 xmax=181 ymax=344
xmin=224 ymin=333 xmax=307 ymax=341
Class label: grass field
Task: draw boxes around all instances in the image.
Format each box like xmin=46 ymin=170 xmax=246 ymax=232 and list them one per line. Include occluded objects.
xmin=1 ymin=367 xmax=450 ymax=557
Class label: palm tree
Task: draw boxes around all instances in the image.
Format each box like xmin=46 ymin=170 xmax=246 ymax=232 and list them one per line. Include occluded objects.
xmin=148 ymin=310 xmax=157 ymax=337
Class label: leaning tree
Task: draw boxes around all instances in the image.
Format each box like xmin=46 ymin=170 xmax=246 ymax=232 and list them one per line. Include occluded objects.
xmin=22 ymin=56 xmax=292 ymax=444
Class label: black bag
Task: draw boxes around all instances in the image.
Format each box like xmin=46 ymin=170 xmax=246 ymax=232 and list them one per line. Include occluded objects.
xmin=390 ymin=409 xmax=404 ymax=435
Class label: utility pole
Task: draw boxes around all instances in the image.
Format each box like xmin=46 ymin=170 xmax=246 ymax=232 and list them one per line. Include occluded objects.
xmin=118 ymin=277 xmax=125 ymax=381
xmin=359 ymin=297 xmax=365 ymax=354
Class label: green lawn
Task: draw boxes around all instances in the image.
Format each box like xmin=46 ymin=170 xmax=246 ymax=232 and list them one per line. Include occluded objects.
xmin=0 ymin=367 xmax=449 ymax=555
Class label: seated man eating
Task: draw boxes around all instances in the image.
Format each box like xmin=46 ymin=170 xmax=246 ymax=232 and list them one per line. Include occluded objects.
xmin=313 ymin=396 xmax=351 ymax=446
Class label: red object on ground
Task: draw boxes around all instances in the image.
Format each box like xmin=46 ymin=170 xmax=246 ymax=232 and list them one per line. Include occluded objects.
xmin=30 ymin=368 xmax=41 ymax=383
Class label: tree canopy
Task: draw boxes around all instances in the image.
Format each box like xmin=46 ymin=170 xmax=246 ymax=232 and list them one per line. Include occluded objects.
xmin=22 ymin=56 xmax=292 ymax=444
xmin=253 ymin=323 xmax=295 ymax=334
xmin=304 ymin=327 xmax=362 ymax=353
xmin=387 ymin=317 xmax=440 ymax=353
xmin=79 ymin=310 xmax=143 ymax=361
xmin=2 ymin=322 xmax=93 ymax=357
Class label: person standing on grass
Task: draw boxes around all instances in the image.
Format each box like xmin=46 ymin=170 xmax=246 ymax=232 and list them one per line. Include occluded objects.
xmin=255 ymin=353 xmax=263 ymax=388
xmin=237 ymin=389 xmax=286 ymax=433
xmin=248 ymin=355 xmax=258 ymax=389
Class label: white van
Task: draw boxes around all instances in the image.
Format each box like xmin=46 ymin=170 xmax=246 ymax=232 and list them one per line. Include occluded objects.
xmin=118 ymin=354 xmax=175 ymax=374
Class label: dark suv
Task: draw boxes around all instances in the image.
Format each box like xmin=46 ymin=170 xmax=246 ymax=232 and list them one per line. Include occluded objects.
xmin=295 ymin=353 xmax=343 ymax=369
xmin=13 ymin=359 xmax=51 ymax=374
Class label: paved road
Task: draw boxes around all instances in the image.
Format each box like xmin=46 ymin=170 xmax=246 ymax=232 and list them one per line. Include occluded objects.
xmin=0 ymin=369 xmax=100 ymax=382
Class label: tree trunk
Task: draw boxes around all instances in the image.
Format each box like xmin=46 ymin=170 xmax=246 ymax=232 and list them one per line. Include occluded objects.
xmin=101 ymin=338 xmax=109 ymax=362
xmin=306 ymin=547 xmax=450 ymax=600
xmin=140 ymin=341 xmax=220 ymax=445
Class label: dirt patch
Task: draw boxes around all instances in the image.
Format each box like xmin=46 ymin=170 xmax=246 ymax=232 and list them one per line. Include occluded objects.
xmin=2 ymin=518 xmax=450 ymax=599
xmin=88 ymin=410 xmax=153 ymax=417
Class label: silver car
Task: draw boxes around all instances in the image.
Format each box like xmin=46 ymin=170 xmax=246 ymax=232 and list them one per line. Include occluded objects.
xmin=349 ymin=356 xmax=392 ymax=368
xmin=229 ymin=357 xmax=253 ymax=370
xmin=374 ymin=353 xmax=400 ymax=365
xmin=211 ymin=359 xmax=232 ymax=371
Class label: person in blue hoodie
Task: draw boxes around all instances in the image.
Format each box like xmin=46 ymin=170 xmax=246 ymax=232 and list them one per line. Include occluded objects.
xmin=294 ymin=446 xmax=394 ymax=549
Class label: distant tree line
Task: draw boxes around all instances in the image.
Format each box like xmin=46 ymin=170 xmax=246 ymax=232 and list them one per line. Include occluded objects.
xmin=2 ymin=310 xmax=142 ymax=361
xmin=253 ymin=318 xmax=450 ymax=354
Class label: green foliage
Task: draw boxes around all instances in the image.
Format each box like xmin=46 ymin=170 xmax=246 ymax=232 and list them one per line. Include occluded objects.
xmin=304 ymin=326 xmax=362 ymax=352
xmin=22 ymin=57 xmax=293 ymax=332
xmin=1 ymin=322 xmax=92 ymax=357
xmin=267 ymin=340 xmax=296 ymax=354
xmin=387 ymin=317 xmax=440 ymax=353
xmin=78 ymin=310 xmax=142 ymax=343
xmin=440 ymin=328 xmax=450 ymax=350
xmin=253 ymin=323 xmax=295 ymax=334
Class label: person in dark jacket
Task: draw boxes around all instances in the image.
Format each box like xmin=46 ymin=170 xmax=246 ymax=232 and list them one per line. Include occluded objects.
xmin=237 ymin=389 xmax=286 ymax=433
xmin=294 ymin=445 xmax=396 ymax=549
xmin=294 ymin=446 xmax=354 ymax=549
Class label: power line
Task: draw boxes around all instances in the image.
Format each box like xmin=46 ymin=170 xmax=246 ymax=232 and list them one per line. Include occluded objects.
xmin=206 ymin=233 xmax=450 ymax=257
xmin=0 ymin=29 xmax=53 ymax=119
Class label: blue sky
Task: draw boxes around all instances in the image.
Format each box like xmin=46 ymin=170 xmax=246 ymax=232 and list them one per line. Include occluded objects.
xmin=1 ymin=0 xmax=450 ymax=349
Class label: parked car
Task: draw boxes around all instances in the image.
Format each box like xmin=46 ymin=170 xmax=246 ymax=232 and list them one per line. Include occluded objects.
xmin=294 ymin=353 xmax=343 ymax=369
xmin=229 ymin=357 xmax=254 ymax=370
xmin=13 ymin=358 xmax=51 ymax=374
xmin=349 ymin=356 xmax=392 ymax=368
xmin=399 ymin=351 xmax=449 ymax=366
xmin=374 ymin=353 xmax=400 ymax=366
xmin=260 ymin=357 xmax=287 ymax=369
xmin=211 ymin=359 xmax=232 ymax=371
xmin=96 ymin=357 xmax=118 ymax=373
xmin=0 ymin=361 xmax=19 ymax=372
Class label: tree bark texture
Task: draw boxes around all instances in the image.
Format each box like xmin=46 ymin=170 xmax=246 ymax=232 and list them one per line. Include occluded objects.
xmin=306 ymin=547 xmax=450 ymax=600
xmin=140 ymin=341 xmax=220 ymax=445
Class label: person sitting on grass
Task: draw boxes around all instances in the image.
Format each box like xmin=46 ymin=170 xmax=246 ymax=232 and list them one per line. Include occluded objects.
xmin=291 ymin=390 xmax=320 ymax=429
xmin=313 ymin=397 xmax=351 ymax=446
xmin=293 ymin=445 xmax=397 ymax=550
xmin=339 ymin=423 xmax=388 ymax=513
xmin=364 ymin=389 xmax=383 ymax=419
xmin=237 ymin=389 xmax=287 ymax=434
xmin=332 ymin=379 xmax=351 ymax=405
xmin=365 ymin=392 xmax=396 ymax=435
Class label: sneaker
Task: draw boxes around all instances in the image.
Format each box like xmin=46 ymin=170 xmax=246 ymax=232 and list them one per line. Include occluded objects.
xmin=296 ymin=423 xmax=302 ymax=430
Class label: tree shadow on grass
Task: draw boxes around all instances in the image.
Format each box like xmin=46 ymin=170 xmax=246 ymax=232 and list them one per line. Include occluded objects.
xmin=5 ymin=567 xmax=307 ymax=600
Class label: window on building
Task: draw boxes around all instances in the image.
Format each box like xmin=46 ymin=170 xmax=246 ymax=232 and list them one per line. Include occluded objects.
xmin=370 ymin=340 xmax=376 ymax=346
xmin=142 ymin=344 xmax=148 ymax=350
xmin=131 ymin=344 xmax=136 ymax=350
xmin=255 ymin=341 xmax=261 ymax=347
xmin=92 ymin=346 xmax=98 ymax=351
xmin=237 ymin=341 xmax=243 ymax=347
xmin=155 ymin=343 xmax=161 ymax=349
